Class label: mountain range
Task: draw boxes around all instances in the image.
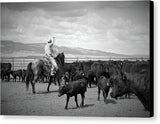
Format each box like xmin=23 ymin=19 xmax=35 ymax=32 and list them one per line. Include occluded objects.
xmin=1 ymin=40 xmax=149 ymax=59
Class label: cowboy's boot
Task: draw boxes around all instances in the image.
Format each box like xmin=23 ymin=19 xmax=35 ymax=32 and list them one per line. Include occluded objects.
xmin=51 ymin=66 xmax=56 ymax=75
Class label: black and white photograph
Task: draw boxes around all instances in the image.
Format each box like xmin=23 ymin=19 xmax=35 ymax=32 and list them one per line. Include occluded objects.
xmin=0 ymin=1 xmax=153 ymax=117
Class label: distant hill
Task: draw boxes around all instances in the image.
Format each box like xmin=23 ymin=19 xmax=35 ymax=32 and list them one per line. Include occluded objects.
xmin=1 ymin=40 xmax=149 ymax=58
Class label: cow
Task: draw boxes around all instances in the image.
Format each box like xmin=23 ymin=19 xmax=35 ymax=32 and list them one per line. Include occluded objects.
xmin=76 ymin=61 xmax=94 ymax=75
xmin=71 ymin=70 xmax=85 ymax=81
xmin=63 ymin=63 xmax=77 ymax=81
xmin=1 ymin=63 xmax=12 ymax=82
xmin=22 ymin=69 xmax=26 ymax=82
xmin=97 ymin=76 xmax=110 ymax=102
xmin=110 ymin=61 xmax=150 ymax=111
xmin=11 ymin=69 xmax=22 ymax=82
xmin=104 ymin=60 xmax=123 ymax=76
xmin=87 ymin=62 xmax=109 ymax=87
xmin=58 ymin=77 xmax=88 ymax=109
xmin=62 ymin=72 xmax=70 ymax=85
xmin=63 ymin=61 xmax=93 ymax=83
xmin=122 ymin=60 xmax=149 ymax=74
xmin=91 ymin=62 xmax=106 ymax=79
xmin=87 ymin=70 xmax=97 ymax=88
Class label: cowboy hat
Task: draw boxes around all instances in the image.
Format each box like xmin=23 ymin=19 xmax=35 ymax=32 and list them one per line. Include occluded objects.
xmin=47 ymin=37 xmax=55 ymax=45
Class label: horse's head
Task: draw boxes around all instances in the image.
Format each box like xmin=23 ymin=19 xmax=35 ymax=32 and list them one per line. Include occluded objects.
xmin=56 ymin=52 xmax=65 ymax=66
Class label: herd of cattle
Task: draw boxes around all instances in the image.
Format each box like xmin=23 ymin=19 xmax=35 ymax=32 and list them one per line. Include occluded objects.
xmin=1 ymin=63 xmax=26 ymax=82
xmin=1 ymin=59 xmax=151 ymax=112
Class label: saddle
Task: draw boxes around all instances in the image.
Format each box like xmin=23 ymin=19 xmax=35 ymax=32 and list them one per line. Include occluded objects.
xmin=42 ymin=56 xmax=52 ymax=67
xmin=42 ymin=56 xmax=56 ymax=75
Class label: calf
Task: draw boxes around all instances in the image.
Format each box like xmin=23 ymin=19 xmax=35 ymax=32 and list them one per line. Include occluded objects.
xmin=11 ymin=69 xmax=22 ymax=82
xmin=58 ymin=78 xmax=88 ymax=109
xmin=97 ymin=76 xmax=110 ymax=102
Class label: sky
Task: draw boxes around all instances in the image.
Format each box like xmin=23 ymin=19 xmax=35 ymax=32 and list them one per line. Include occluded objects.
xmin=1 ymin=1 xmax=150 ymax=55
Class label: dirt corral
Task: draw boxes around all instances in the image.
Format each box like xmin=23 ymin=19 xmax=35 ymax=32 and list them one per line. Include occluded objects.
xmin=1 ymin=81 xmax=149 ymax=117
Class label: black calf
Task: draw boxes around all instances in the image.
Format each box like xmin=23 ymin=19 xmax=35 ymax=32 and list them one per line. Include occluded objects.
xmin=58 ymin=78 xmax=87 ymax=109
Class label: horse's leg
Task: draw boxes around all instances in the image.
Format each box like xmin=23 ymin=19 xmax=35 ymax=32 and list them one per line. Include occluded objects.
xmin=57 ymin=77 xmax=61 ymax=86
xmin=31 ymin=75 xmax=38 ymax=94
xmin=54 ymin=76 xmax=57 ymax=85
xmin=31 ymin=81 xmax=35 ymax=94
xmin=47 ymin=75 xmax=53 ymax=92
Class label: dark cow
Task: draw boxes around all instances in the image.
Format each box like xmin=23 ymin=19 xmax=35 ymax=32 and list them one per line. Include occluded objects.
xmin=91 ymin=61 xmax=108 ymax=78
xmin=58 ymin=77 xmax=88 ymax=109
xmin=1 ymin=63 xmax=12 ymax=81
xmin=67 ymin=61 xmax=94 ymax=87
xmin=97 ymin=76 xmax=110 ymax=102
xmin=104 ymin=60 xmax=123 ymax=76
xmin=122 ymin=60 xmax=149 ymax=74
xmin=110 ymin=61 xmax=150 ymax=111
xmin=87 ymin=70 xmax=97 ymax=88
xmin=63 ymin=61 xmax=93 ymax=83
xmin=76 ymin=61 xmax=94 ymax=74
xmin=63 ymin=63 xmax=77 ymax=81
xmin=71 ymin=70 xmax=85 ymax=81
xmin=11 ymin=69 xmax=22 ymax=82
xmin=62 ymin=72 xmax=70 ymax=85
xmin=88 ymin=62 xmax=109 ymax=87
xmin=22 ymin=69 xmax=26 ymax=82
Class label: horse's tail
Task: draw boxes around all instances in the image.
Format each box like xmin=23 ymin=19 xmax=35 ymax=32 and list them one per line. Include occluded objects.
xmin=26 ymin=62 xmax=33 ymax=90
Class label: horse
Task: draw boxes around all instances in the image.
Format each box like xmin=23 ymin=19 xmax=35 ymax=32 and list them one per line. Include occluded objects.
xmin=26 ymin=52 xmax=65 ymax=94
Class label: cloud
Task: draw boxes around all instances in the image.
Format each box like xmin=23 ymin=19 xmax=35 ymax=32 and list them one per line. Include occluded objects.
xmin=110 ymin=18 xmax=149 ymax=43
xmin=103 ymin=17 xmax=149 ymax=55
xmin=1 ymin=1 xmax=150 ymax=55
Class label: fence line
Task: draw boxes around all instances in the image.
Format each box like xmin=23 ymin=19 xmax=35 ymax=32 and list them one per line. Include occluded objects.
xmin=0 ymin=57 xmax=149 ymax=70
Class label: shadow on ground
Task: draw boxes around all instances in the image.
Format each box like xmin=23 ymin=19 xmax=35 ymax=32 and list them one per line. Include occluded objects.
xmin=105 ymin=99 xmax=117 ymax=104
xmin=67 ymin=103 xmax=95 ymax=110
xmin=36 ymin=90 xmax=59 ymax=94
xmin=117 ymin=96 xmax=136 ymax=100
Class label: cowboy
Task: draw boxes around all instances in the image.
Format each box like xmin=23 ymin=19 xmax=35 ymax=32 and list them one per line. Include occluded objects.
xmin=45 ymin=37 xmax=59 ymax=75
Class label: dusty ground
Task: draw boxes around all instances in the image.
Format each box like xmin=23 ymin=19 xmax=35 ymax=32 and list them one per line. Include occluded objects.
xmin=1 ymin=81 xmax=149 ymax=117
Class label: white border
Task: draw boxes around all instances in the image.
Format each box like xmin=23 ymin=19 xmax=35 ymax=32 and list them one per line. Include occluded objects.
xmin=0 ymin=0 xmax=159 ymax=124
